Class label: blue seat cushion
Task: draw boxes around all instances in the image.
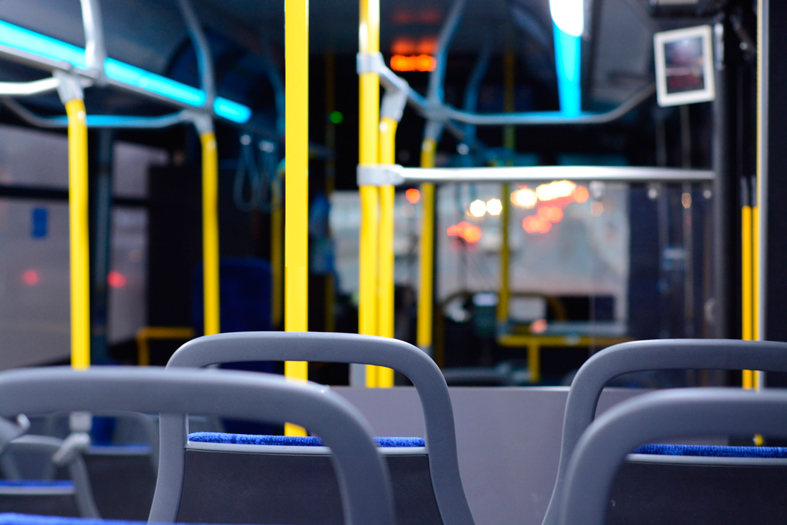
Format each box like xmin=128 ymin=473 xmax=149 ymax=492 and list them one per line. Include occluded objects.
xmin=634 ymin=444 xmax=787 ymax=458
xmin=0 ymin=481 xmax=73 ymax=488
xmin=189 ymin=432 xmax=425 ymax=448
xmin=0 ymin=515 xmax=255 ymax=525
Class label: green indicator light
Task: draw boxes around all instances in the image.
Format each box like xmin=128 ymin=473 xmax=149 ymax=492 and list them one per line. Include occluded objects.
xmin=329 ymin=111 xmax=344 ymax=124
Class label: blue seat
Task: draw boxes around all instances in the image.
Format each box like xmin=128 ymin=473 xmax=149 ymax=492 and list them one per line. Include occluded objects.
xmin=558 ymin=388 xmax=787 ymax=525
xmin=543 ymin=339 xmax=787 ymax=525
xmin=0 ymin=367 xmax=396 ymax=525
xmin=155 ymin=332 xmax=474 ymax=525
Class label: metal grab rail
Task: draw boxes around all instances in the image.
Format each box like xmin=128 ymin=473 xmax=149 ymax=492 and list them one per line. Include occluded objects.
xmin=358 ymin=164 xmax=715 ymax=187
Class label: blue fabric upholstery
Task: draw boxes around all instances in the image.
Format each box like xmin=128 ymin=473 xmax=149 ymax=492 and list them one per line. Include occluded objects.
xmin=189 ymin=432 xmax=425 ymax=448
xmin=0 ymin=481 xmax=73 ymax=488
xmin=0 ymin=515 xmax=138 ymax=525
xmin=0 ymin=515 xmax=242 ymax=525
xmin=88 ymin=444 xmax=151 ymax=454
xmin=634 ymin=444 xmax=787 ymax=458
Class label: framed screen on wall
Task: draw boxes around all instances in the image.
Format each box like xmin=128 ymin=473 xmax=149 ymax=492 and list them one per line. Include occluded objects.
xmin=654 ymin=25 xmax=716 ymax=107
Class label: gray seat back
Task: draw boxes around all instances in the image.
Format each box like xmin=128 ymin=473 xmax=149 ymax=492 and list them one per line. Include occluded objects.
xmin=154 ymin=331 xmax=473 ymax=525
xmin=542 ymin=338 xmax=787 ymax=525
xmin=558 ymin=388 xmax=787 ymax=525
xmin=0 ymin=367 xmax=395 ymax=525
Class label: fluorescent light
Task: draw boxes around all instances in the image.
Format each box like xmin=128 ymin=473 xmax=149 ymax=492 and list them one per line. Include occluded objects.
xmin=553 ymin=23 xmax=582 ymax=116
xmin=104 ymin=59 xmax=206 ymax=106
xmin=0 ymin=20 xmax=86 ymax=69
xmin=213 ymin=97 xmax=252 ymax=123
xmin=549 ymin=0 xmax=584 ymax=37
xmin=0 ymin=20 xmax=252 ymax=123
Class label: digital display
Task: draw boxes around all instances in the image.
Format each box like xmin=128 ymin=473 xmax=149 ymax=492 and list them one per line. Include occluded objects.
xmin=654 ymin=26 xmax=716 ymax=107
xmin=664 ymin=36 xmax=706 ymax=94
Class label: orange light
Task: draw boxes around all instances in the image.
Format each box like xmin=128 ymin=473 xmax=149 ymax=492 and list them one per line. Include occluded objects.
xmin=405 ymin=188 xmax=421 ymax=204
xmin=416 ymin=36 xmax=437 ymax=55
xmin=447 ymin=221 xmax=482 ymax=244
xmin=463 ymin=225 xmax=482 ymax=243
xmin=22 ymin=269 xmax=38 ymax=286
xmin=530 ymin=318 xmax=548 ymax=334
xmin=107 ymin=270 xmax=127 ymax=288
xmin=522 ymin=215 xmax=552 ymax=234
xmin=573 ymin=185 xmax=589 ymax=203
xmin=391 ymin=54 xmax=436 ymax=72
xmin=391 ymin=37 xmax=416 ymax=55
xmin=538 ymin=204 xmax=564 ymax=223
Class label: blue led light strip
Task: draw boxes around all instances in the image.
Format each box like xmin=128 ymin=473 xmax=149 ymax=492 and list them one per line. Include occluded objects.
xmin=553 ymin=23 xmax=582 ymax=117
xmin=0 ymin=20 xmax=251 ymax=124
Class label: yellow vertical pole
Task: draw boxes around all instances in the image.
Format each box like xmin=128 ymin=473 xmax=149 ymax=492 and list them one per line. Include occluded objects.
xmin=284 ymin=0 xmax=309 ymax=435
xmin=498 ymin=52 xmax=514 ymax=326
xmin=200 ymin=131 xmax=220 ymax=336
xmin=417 ymin=139 xmax=437 ymax=354
xmin=376 ymin=117 xmax=397 ymax=387
xmin=742 ymin=201 xmax=753 ymax=389
xmin=66 ymin=99 xmax=90 ymax=370
xmin=752 ymin=206 xmax=761 ymax=391
xmin=324 ymin=53 xmax=336 ymax=333
xmin=359 ymin=0 xmax=381 ymax=387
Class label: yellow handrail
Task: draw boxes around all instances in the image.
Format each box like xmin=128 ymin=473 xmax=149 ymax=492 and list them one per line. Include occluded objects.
xmin=417 ymin=139 xmax=437 ymax=354
xmin=200 ymin=131 xmax=220 ymax=336
xmin=358 ymin=0 xmax=381 ymax=387
xmin=742 ymin=202 xmax=753 ymax=389
xmin=752 ymin=204 xmax=760 ymax=390
xmin=497 ymin=51 xmax=516 ymax=328
xmin=136 ymin=326 xmax=194 ymax=366
xmin=284 ymin=0 xmax=309 ymax=436
xmin=66 ymin=98 xmax=90 ymax=370
xmin=374 ymin=117 xmax=397 ymax=387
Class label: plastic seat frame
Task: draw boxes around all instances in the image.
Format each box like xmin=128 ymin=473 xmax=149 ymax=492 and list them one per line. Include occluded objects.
xmin=558 ymin=388 xmax=787 ymax=525
xmin=542 ymin=338 xmax=787 ymax=525
xmin=0 ymin=435 xmax=99 ymax=517
xmin=152 ymin=331 xmax=475 ymax=525
xmin=0 ymin=367 xmax=395 ymax=525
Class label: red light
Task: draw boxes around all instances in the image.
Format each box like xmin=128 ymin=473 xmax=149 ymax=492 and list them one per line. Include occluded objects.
xmin=522 ymin=215 xmax=552 ymax=233
xmin=391 ymin=55 xmax=436 ymax=72
xmin=447 ymin=221 xmax=482 ymax=244
xmin=573 ymin=186 xmax=589 ymax=203
xmin=107 ymin=271 xmax=127 ymax=288
xmin=22 ymin=269 xmax=38 ymax=286
xmin=405 ymin=188 xmax=421 ymax=204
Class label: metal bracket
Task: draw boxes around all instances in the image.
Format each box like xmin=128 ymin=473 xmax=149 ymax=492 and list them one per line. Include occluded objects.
xmin=357 ymin=164 xmax=405 ymax=187
xmin=51 ymin=432 xmax=91 ymax=466
xmin=54 ymin=71 xmax=84 ymax=104
xmin=380 ymin=88 xmax=408 ymax=123
xmin=356 ymin=52 xmax=386 ymax=76
xmin=186 ymin=110 xmax=214 ymax=135
xmin=357 ymin=52 xmax=411 ymax=100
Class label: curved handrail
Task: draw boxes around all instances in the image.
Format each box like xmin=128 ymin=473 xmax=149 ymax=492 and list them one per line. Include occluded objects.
xmin=0 ymin=367 xmax=394 ymax=525
xmin=155 ymin=331 xmax=475 ymax=525
xmin=542 ymin=338 xmax=787 ymax=525
xmin=559 ymin=388 xmax=787 ymax=525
